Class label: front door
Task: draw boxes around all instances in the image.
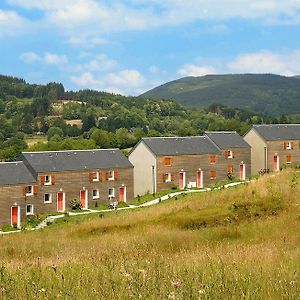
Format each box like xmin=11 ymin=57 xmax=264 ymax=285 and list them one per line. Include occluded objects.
xmin=119 ymin=186 xmax=126 ymax=202
xmin=273 ymin=155 xmax=279 ymax=172
xmin=11 ymin=206 xmax=20 ymax=228
xmin=80 ymin=190 xmax=88 ymax=209
xmin=196 ymin=170 xmax=203 ymax=188
xmin=179 ymin=172 xmax=185 ymax=190
xmin=239 ymin=164 xmax=246 ymax=181
xmin=57 ymin=192 xmax=65 ymax=212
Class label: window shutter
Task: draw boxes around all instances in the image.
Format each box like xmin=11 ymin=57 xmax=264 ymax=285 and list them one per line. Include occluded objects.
xmin=164 ymin=157 xmax=171 ymax=166
xmin=291 ymin=142 xmax=294 ymax=150
xmin=33 ymin=185 xmax=38 ymax=195
xmin=106 ymin=171 xmax=109 ymax=180
xmin=162 ymin=174 xmax=166 ymax=182
xmin=89 ymin=172 xmax=93 ymax=183
xmin=232 ymin=150 xmax=235 ymax=158
xmin=41 ymin=176 xmax=45 ymax=186
xmin=299 ymin=142 xmax=300 ymax=149
xmin=22 ymin=187 xmax=26 ymax=197
xmin=99 ymin=171 xmax=103 ymax=181
xmin=225 ymin=150 xmax=228 ymax=159
xmin=284 ymin=142 xmax=287 ymax=149
xmin=286 ymin=155 xmax=292 ymax=163
xmin=210 ymin=170 xmax=216 ymax=179
xmin=171 ymin=174 xmax=174 ymax=181
xmin=52 ymin=175 xmax=56 ymax=185
xmin=114 ymin=170 xmax=118 ymax=180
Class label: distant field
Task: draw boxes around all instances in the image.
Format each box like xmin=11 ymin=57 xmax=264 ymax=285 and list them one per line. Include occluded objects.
xmin=25 ymin=135 xmax=47 ymax=147
xmin=0 ymin=171 xmax=299 ymax=299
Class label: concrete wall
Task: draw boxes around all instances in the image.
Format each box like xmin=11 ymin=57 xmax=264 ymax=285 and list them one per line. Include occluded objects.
xmin=128 ymin=142 xmax=157 ymax=197
xmin=244 ymin=129 xmax=267 ymax=175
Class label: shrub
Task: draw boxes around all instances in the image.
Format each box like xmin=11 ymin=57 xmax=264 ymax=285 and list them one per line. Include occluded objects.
xmin=69 ymin=198 xmax=82 ymax=211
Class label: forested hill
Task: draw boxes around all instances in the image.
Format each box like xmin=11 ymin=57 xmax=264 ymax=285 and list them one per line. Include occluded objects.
xmin=140 ymin=74 xmax=300 ymax=116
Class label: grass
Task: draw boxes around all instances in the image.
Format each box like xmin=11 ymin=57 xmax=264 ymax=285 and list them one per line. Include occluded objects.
xmin=25 ymin=135 xmax=48 ymax=147
xmin=0 ymin=171 xmax=299 ymax=299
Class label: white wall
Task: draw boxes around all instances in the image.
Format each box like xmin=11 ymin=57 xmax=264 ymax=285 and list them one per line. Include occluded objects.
xmin=244 ymin=129 xmax=267 ymax=175
xmin=128 ymin=142 xmax=157 ymax=197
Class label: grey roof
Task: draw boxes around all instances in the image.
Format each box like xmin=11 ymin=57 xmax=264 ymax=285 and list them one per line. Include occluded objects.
xmin=205 ymin=131 xmax=250 ymax=149
xmin=0 ymin=161 xmax=36 ymax=185
xmin=21 ymin=149 xmax=133 ymax=173
xmin=141 ymin=136 xmax=221 ymax=156
xmin=252 ymin=124 xmax=300 ymax=141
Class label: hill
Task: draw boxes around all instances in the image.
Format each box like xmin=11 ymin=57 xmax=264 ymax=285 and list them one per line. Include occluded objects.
xmin=0 ymin=171 xmax=299 ymax=298
xmin=140 ymin=74 xmax=300 ymax=116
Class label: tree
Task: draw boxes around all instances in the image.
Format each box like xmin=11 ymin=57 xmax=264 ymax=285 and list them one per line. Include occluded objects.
xmin=47 ymin=127 xmax=64 ymax=140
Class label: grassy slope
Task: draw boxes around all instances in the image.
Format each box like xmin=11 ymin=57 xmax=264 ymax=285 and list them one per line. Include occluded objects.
xmin=0 ymin=172 xmax=299 ymax=299
xmin=140 ymin=74 xmax=300 ymax=116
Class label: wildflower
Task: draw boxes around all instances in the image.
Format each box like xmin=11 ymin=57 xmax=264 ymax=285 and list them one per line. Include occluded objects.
xmin=172 ymin=280 xmax=180 ymax=289
xmin=198 ymin=289 xmax=205 ymax=294
xmin=289 ymin=280 xmax=296 ymax=286
xmin=38 ymin=288 xmax=46 ymax=293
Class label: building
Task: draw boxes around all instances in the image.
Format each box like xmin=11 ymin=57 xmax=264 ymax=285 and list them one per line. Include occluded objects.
xmin=244 ymin=124 xmax=300 ymax=175
xmin=0 ymin=149 xmax=133 ymax=227
xmin=204 ymin=131 xmax=251 ymax=181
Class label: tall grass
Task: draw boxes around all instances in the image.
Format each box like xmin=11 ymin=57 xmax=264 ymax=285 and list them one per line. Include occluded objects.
xmin=0 ymin=171 xmax=299 ymax=299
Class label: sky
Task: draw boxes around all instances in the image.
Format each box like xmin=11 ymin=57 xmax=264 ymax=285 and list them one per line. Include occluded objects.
xmin=1 ymin=0 xmax=300 ymax=95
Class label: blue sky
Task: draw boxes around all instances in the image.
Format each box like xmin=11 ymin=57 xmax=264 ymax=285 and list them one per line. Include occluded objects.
xmin=1 ymin=0 xmax=300 ymax=95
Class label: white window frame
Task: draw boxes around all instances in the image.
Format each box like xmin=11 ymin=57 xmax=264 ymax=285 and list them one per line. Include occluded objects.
xmin=26 ymin=204 xmax=34 ymax=215
xmin=286 ymin=142 xmax=292 ymax=150
xmin=108 ymin=170 xmax=115 ymax=181
xmin=165 ymin=173 xmax=172 ymax=182
xmin=92 ymin=172 xmax=99 ymax=182
xmin=92 ymin=189 xmax=99 ymax=199
xmin=26 ymin=186 xmax=34 ymax=196
xmin=44 ymin=175 xmax=52 ymax=186
xmin=227 ymin=150 xmax=233 ymax=159
xmin=44 ymin=193 xmax=52 ymax=204
xmin=108 ymin=188 xmax=115 ymax=197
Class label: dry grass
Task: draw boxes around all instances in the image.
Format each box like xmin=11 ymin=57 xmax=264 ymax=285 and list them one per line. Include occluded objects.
xmin=25 ymin=135 xmax=47 ymax=147
xmin=0 ymin=171 xmax=299 ymax=299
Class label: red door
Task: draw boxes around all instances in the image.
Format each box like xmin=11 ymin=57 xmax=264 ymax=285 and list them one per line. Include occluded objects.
xmin=197 ymin=171 xmax=203 ymax=188
xmin=273 ymin=155 xmax=278 ymax=172
xmin=119 ymin=186 xmax=125 ymax=202
xmin=179 ymin=172 xmax=184 ymax=190
xmin=11 ymin=206 xmax=19 ymax=227
xmin=80 ymin=190 xmax=87 ymax=209
xmin=239 ymin=164 xmax=245 ymax=180
xmin=57 ymin=192 xmax=64 ymax=212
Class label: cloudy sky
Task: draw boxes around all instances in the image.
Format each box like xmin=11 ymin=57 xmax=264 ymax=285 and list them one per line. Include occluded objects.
xmin=1 ymin=0 xmax=300 ymax=95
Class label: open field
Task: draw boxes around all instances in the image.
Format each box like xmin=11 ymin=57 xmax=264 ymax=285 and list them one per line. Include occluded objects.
xmin=0 ymin=171 xmax=299 ymax=299
xmin=25 ymin=135 xmax=48 ymax=147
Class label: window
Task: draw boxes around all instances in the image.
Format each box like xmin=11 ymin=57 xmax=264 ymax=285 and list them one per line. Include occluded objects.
xmin=44 ymin=193 xmax=52 ymax=203
xmin=210 ymin=155 xmax=216 ymax=164
xmin=92 ymin=172 xmax=99 ymax=182
xmin=227 ymin=165 xmax=233 ymax=174
xmin=108 ymin=170 xmax=114 ymax=181
xmin=165 ymin=173 xmax=172 ymax=182
xmin=284 ymin=142 xmax=293 ymax=150
xmin=164 ymin=157 xmax=172 ymax=166
xmin=26 ymin=204 xmax=34 ymax=215
xmin=226 ymin=150 xmax=233 ymax=159
xmin=25 ymin=186 xmax=33 ymax=196
xmin=210 ymin=170 xmax=217 ymax=179
xmin=92 ymin=189 xmax=99 ymax=199
xmin=44 ymin=175 xmax=51 ymax=185
xmin=108 ymin=188 xmax=115 ymax=198
xmin=286 ymin=155 xmax=292 ymax=164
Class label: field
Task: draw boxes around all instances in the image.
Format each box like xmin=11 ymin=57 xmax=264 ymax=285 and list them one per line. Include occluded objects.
xmin=0 ymin=171 xmax=299 ymax=299
xmin=25 ymin=135 xmax=48 ymax=147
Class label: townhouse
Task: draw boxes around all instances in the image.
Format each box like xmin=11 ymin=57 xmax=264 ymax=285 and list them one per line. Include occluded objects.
xmin=128 ymin=134 xmax=251 ymax=197
xmin=0 ymin=149 xmax=133 ymax=227
xmin=204 ymin=131 xmax=251 ymax=181
xmin=244 ymin=124 xmax=300 ymax=175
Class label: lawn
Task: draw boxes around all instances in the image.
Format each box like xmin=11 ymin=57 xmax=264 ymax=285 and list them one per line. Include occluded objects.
xmin=0 ymin=171 xmax=299 ymax=299
xmin=25 ymin=134 xmax=48 ymax=147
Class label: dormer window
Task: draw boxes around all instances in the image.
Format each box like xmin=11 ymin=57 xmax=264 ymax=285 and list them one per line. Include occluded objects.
xmin=25 ymin=186 xmax=33 ymax=196
xmin=108 ymin=170 xmax=114 ymax=181
xmin=44 ymin=175 xmax=52 ymax=185
xmin=284 ymin=142 xmax=293 ymax=150
xmin=92 ymin=172 xmax=99 ymax=182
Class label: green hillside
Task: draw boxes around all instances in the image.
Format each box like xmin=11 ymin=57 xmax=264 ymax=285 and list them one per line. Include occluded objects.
xmin=0 ymin=171 xmax=299 ymax=298
xmin=140 ymin=74 xmax=300 ymax=116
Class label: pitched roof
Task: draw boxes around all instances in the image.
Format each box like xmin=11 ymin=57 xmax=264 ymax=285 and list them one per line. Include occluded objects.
xmin=251 ymin=124 xmax=300 ymax=141
xmin=141 ymin=136 xmax=221 ymax=156
xmin=21 ymin=149 xmax=133 ymax=173
xmin=0 ymin=161 xmax=36 ymax=185
xmin=205 ymin=131 xmax=250 ymax=149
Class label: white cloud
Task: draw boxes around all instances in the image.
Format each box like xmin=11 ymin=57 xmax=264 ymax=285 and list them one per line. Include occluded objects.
xmin=19 ymin=51 xmax=68 ymax=65
xmin=84 ymin=54 xmax=118 ymax=72
xmin=177 ymin=64 xmax=217 ymax=77
xmin=0 ymin=9 xmax=32 ymax=37
xmin=71 ymin=69 xmax=146 ymax=95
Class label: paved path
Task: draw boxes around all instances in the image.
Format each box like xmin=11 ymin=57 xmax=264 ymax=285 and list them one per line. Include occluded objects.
xmin=0 ymin=180 xmax=248 ymax=235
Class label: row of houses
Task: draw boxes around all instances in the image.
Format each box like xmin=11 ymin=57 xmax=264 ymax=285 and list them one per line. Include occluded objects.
xmin=0 ymin=124 xmax=300 ymax=227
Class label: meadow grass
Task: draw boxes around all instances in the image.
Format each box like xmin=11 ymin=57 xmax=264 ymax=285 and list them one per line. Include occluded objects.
xmin=0 ymin=171 xmax=299 ymax=299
